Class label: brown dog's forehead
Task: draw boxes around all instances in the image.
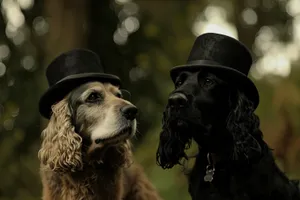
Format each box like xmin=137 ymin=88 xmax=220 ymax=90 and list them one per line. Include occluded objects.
xmin=71 ymin=82 xmax=121 ymax=102
xmin=103 ymin=83 xmax=120 ymax=93
xmin=82 ymin=82 xmax=120 ymax=93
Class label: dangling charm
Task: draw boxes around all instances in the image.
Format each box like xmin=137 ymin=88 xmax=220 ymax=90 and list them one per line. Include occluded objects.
xmin=204 ymin=165 xmax=215 ymax=182
xmin=204 ymin=153 xmax=215 ymax=183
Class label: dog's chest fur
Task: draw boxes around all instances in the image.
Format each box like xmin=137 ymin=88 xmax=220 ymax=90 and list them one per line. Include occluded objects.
xmin=43 ymin=167 xmax=127 ymax=200
xmin=188 ymin=161 xmax=249 ymax=200
xmin=188 ymin=152 xmax=300 ymax=200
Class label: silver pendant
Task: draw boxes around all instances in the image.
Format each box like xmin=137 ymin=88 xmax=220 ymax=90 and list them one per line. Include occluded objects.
xmin=204 ymin=166 xmax=215 ymax=182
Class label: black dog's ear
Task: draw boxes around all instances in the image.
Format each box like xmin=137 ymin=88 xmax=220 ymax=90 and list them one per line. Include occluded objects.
xmin=156 ymin=130 xmax=189 ymax=169
xmin=156 ymin=111 xmax=190 ymax=169
xmin=226 ymin=91 xmax=262 ymax=161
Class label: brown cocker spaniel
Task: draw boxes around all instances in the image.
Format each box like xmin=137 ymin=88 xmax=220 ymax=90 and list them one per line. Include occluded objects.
xmin=38 ymin=82 xmax=162 ymax=200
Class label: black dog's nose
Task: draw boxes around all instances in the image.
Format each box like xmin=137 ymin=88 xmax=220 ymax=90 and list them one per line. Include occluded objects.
xmin=120 ymin=105 xmax=138 ymax=120
xmin=168 ymin=93 xmax=188 ymax=107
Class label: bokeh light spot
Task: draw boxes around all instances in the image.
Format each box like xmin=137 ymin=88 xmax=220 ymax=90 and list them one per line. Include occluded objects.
xmin=0 ymin=62 xmax=6 ymax=77
xmin=21 ymin=55 xmax=35 ymax=71
xmin=0 ymin=44 xmax=10 ymax=60
xmin=123 ymin=16 xmax=140 ymax=33
xmin=242 ymin=8 xmax=258 ymax=25
xmin=17 ymin=0 xmax=34 ymax=10
xmin=33 ymin=16 xmax=49 ymax=36
xmin=3 ymin=119 xmax=14 ymax=131
xmin=113 ymin=27 xmax=128 ymax=45
xmin=115 ymin=0 xmax=131 ymax=5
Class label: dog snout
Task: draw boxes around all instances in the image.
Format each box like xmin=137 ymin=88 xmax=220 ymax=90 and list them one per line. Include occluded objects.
xmin=120 ymin=105 xmax=138 ymax=120
xmin=168 ymin=93 xmax=188 ymax=108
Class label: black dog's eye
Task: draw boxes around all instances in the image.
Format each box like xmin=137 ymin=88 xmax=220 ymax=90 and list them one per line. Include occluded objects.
xmin=175 ymin=72 xmax=188 ymax=88
xmin=86 ymin=92 xmax=102 ymax=103
xmin=203 ymin=78 xmax=214 ymax=86
xmin=175 ymin=80 xmax=183 ymax=88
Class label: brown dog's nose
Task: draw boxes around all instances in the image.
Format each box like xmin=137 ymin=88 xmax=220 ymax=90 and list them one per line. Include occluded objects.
xmin=120 ymin=105 xmax=138 ymax=120
xmin=168 ymin=93 xmax=188 ymax=108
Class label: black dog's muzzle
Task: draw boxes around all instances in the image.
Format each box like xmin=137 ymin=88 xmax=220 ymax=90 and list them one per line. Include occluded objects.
xmin=168 ymin=93 xmax=188 ymax=108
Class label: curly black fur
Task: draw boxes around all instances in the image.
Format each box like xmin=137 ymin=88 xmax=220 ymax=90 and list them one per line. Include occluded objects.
xmin=156 ymin=110 xmax=192 ymax=169
xmin=226 ymin=91 xmax=263 ymax=162
xmin=156 ymin=70 xmax=300 ymax=200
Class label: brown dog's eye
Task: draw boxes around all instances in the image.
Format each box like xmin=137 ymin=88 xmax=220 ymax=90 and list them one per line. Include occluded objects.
xmin=86 ymin=92 xmax=101 ymax=103
xmin=115 ymin=92 xmax=123 ymax=98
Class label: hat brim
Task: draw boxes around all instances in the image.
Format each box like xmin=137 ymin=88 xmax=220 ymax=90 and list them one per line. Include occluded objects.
xmin=39 ymin=73 xmax=129 ymax=119
xmin=170 ymin=64 xmax=259 ymax=109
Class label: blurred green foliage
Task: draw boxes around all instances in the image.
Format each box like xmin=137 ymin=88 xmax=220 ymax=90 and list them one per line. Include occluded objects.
xmin=1 ymin=0 xmax=300 ymax=199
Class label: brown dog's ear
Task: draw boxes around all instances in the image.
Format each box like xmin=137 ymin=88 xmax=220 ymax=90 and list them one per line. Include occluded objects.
xmin=38 ymin=98 xmax=83 ymax=173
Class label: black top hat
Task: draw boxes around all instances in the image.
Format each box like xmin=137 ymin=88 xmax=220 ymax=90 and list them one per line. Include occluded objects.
xmin=170 ymin=32 xmax=259 ymax=109
xmin=39 ymin=49 xmax=129 ymax=119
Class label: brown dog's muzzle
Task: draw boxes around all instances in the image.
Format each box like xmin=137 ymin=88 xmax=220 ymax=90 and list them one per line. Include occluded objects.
xmin=120 ymin=105 xmax=138 ymax=121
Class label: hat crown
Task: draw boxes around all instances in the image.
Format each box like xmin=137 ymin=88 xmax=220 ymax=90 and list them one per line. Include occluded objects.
xmin=46 ymin=49 xmax=105 ymax=86
xmin=187 ymin=33 xmax=253 ymax=75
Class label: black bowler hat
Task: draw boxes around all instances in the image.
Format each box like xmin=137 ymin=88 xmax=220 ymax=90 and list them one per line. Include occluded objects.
xmin=39 ymin=49 xmax=130 ymax=119
xmin=170 ymin=32 xmax=259 ymax=109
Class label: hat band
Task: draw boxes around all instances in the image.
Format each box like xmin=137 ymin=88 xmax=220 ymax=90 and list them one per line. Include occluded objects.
xmin=187 ymin=60 xmax=221 ymax=66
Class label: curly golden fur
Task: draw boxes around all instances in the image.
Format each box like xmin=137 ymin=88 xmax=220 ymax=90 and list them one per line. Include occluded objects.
xmin=38 ymin=82 xmax=162 ymax=200
xmin=39 ymin=99 xmax=83 ymax=173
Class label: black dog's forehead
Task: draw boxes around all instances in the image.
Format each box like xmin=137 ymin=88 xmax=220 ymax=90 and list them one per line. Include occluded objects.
xmin=175 ymin=69 xmax=225 ymax=83
xmin=175 ymin=71 xmax=198 ymax=82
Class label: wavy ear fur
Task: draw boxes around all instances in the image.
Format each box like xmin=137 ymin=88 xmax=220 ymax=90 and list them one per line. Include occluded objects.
xmin=156 ymin=111 xmax=191 ymax=169
xmin=226 ymin=91 xmax=263 ymax=161
xmin=38 ymin=98 xmax=83 ymax=173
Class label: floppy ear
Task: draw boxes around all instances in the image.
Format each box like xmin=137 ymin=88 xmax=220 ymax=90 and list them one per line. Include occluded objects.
xmin=156 ymin=111 xmax=190 ymax=169
xmin=38 ymin=98 xmax=83 ymax=173
xmin=226 ymin=91 xmax=262 ymax=161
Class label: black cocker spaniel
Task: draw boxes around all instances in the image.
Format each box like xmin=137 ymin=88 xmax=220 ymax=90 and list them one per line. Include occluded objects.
xmin=156 ymin=69 xmax=300 ymax=200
